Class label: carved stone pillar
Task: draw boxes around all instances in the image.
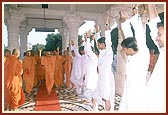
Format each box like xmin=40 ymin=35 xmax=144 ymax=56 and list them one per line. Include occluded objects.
xmin=63 ymin=27 xmax=70 ymax=51
xmin=7 ymin=20 xmax=20 ymax=51
xmin=63 ymin=12 xmax=84 ymax=47
xmin=108 ymin=6 xmax=125 ymax=95
xmin=116 ymin=27 xmax=127 ymax=96
xmin=19 ymin=24 xmax=29 ymax=59
xmin=58 ymin=27 xmax=64 ymax=53
xmin=6 ymin=8 xmax=25 ymax=51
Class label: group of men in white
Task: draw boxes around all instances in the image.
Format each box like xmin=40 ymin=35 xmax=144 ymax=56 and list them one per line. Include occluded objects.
xmin=68 ymin=4 xmax=165 ymax=112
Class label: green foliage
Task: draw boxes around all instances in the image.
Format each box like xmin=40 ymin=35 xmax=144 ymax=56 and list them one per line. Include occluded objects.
xmin=111 ymin=27 xmax=119 ymax=54
xmin=44 ymin=33 xmax=83 ymax=52
xmin=45 ymin=33 xmax=62 ymax=51
xmin=31 ymin=43 xmax=45 ymax=53
xmin=4 ymin=45 xmax=8 ymax=50
xmin=78 ymin=35 xmax=83 ymax=47
xmin=36 ymin=33 xmax=85 ymax=54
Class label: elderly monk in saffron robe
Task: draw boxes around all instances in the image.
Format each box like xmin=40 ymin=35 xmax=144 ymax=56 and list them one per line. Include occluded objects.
xmin=4 ymin=49 xmax=11 ymax=110
xmin=41 ymin=51 xmax=56 ymax=95
xmin=4 ymin=49 xmax=11 ymax=63
xmin=35 ymin=53 xmax=45 ymax=86
xmin=53 ymin=47 xmax=63 ymax=88
xmin=62 ymin=49 xmax=73 ymax=88
xmin=33 ymin=52 xmax=40 ymax=86
xmin=4 ymin=48 xmax=25 ymax=111
xmin=22 ymin=50 xmax=37 ymax=94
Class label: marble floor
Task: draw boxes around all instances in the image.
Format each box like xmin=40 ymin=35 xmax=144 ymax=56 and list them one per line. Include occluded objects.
xmin=16 ymin=85 xmax=121 ymax=112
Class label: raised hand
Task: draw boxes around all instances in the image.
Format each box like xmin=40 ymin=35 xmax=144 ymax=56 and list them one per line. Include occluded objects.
xmin=132 ymin=4 xmax=139 ymax=15
xmin=106 ymin=11 xmax=110 ymax=25
xmin=94 ymin=24 xmax=100 ymax=33
xmin=57 ymin=47 xmax=59 ymax=51
xmin=71 ymin=40 xmax=75 ymax=46
xmin=120 ymin=10 xmax=129 ymax=20
xmin=84 ymin=31 xmax=87 ymax=41
xmin=105 ymin=13 xmax=110 ymax=30
xmin=87 ymin=29 xmax=91 ymax=38
xmin=69 ymin=40 xmax=71 ymax=46
xmin=84 ymin=31 xmax=87 ymax=38
xmin=147 ymin=4 xmax=158 ymax=20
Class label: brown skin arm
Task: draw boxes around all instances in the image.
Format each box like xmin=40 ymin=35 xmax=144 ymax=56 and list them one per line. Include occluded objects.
xmin=147 ymin=4 xmax=158 ymax=21
xmin=105 ymin=13 xmax=110 ymax=31
xmin=94 ymin=24 xmax=100 ymax=33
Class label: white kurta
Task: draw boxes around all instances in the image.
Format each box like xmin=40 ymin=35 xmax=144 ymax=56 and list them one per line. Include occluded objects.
xmin=84 ymin=39 xmax=98 ymax=91
xmin=84 ymin=38 xmax=99 ymax=101
xmin=146 ymin=17 xmax=165 ymax=112
xmin=70 ymin=45 xmax=82 ymax=87
xmin=119 ymin=14 xmax=150 ymax=112
xmin=81 ymin=49 xmax=88 ymax=86
xmin=93 ymin=30 xmax=115 ymax=111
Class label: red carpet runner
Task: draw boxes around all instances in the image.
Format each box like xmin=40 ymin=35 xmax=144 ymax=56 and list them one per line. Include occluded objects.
xmin=35 ymin=85 xmax=61 ymax=111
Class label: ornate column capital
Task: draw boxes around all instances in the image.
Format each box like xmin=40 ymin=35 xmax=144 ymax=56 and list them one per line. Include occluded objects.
xmin=63 ymin=14 xmax=84 ymax=29
xmin=63 ymin=15 xmax=84 ymax=46
xmin=20 ymin=21 xmax=32 ymax=35
xmin=7 ymin=8 xmax=25 ymax=26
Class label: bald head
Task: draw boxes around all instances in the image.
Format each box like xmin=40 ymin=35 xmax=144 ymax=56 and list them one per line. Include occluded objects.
xmin=12 ymin=48 xmax=20 ymax=58
xmin=63 ymin=50 xmax=68 ymax=55
xmin=4 ymin=49 xmax=11 ymax=57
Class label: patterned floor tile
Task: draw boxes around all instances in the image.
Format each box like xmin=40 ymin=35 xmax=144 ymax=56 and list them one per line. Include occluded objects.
xmin=10 ymin=85 xmax=121 ymax=111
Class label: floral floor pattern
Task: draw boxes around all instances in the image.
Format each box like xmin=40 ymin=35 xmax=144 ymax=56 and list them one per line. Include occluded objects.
xmin=15 ymin=86 xmax=121 ymax=112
